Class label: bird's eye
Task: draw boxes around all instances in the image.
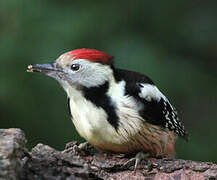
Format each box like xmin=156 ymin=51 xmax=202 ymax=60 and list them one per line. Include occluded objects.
xmin=71 ymin=64 xmax=80 ymax=71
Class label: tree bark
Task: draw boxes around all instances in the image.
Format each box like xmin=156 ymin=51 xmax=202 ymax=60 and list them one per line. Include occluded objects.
xmin=0 ymin=128 xmax=216 ymax=180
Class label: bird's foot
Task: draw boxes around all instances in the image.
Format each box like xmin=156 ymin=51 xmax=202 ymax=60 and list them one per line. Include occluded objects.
xmin=123 ymin=152 xmax=150 ymax=171
xmin=78 ymin=142 xmax=93 ymax=152
xmin=64 ymin=141 xmax=93 ymax=155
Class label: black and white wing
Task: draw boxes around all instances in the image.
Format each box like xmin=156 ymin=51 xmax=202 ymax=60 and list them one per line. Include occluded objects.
xmin=113 ymin=68 xmax=188 ymax=140
xmin=137 ymin=83 xmax=188 ymax=140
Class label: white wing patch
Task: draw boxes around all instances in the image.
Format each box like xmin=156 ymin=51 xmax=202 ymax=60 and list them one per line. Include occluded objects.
xmin=138 ymin=84 xmax=167 ymax=102
xmin=138 ymin=83 xmax=187 ymax=138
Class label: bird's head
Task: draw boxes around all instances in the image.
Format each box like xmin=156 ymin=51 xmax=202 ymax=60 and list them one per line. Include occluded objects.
xmin=27 ymin=49 xmax=114 ymax=89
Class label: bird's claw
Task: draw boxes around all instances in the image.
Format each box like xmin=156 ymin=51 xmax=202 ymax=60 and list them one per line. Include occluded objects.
xmin=64 ymin=141 xmax=93 ymax=154
xmin=78 ymin=142 xmax=93 ymax=152
xmin=123 ymin=152 xmax=149 ymax=171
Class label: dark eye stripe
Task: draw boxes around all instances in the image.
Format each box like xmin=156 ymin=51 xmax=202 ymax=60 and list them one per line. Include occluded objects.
xmin=71 ymin=64 xmax=80 ymax=71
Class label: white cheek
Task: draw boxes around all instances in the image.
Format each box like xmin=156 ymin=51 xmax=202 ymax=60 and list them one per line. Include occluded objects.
xmin=78 ymin=61 xmax=113 ymax=87
xmin=58 ymin=59 xmax=113 ymax=88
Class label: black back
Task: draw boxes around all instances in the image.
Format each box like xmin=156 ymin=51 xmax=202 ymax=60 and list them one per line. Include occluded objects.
xmin=113 ymin=67 xmax=188 ymax=140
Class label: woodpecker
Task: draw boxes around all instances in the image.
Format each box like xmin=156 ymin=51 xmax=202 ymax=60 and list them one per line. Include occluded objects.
xmin=27 ymin=49 xmax=188 ymax=167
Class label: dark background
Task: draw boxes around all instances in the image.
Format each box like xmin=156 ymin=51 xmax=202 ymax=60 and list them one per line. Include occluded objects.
xmin=1 ymin=0 xmax=217 ymax=163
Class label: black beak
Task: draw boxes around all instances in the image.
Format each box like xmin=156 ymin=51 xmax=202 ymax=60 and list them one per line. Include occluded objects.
xmin=27 ymin=63 xmax=57 ymax=73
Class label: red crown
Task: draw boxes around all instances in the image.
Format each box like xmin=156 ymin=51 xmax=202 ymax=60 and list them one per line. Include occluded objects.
xmin=66 ymin=49 xmax=113 ymax=65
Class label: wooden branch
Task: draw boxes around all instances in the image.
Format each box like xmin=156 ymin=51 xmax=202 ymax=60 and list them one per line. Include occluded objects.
xmin=0 ymin=128 xmax=216 ymax=180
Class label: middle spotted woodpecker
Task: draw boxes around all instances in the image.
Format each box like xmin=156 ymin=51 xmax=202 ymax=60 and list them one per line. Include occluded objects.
xmin=27 ymin=49 xmax=188 ymax=169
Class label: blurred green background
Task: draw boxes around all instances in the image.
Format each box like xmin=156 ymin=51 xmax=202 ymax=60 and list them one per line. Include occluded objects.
xmin=1 ymin=0 xmax=217 ymax=163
